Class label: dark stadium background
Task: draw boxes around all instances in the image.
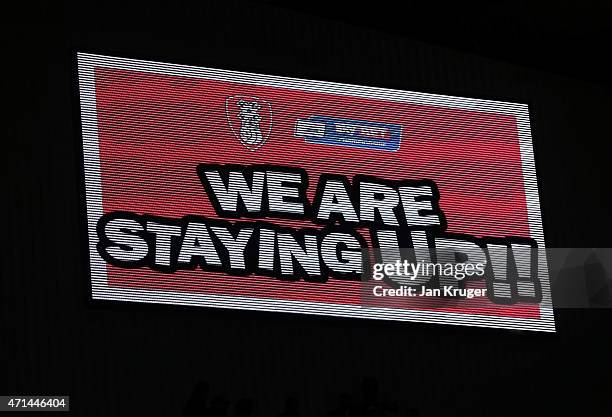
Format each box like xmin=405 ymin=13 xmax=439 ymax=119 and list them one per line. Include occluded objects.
xmin=2 ymin=1 xmax=611 ymax=415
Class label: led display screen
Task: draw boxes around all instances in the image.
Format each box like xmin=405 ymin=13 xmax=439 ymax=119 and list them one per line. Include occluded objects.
xmin=78 ymin=53 xmax=554 ymax=332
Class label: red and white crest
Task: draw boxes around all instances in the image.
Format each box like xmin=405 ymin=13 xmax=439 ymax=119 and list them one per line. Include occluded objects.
xmin=225 ymin=95 xmax=273 ymax=151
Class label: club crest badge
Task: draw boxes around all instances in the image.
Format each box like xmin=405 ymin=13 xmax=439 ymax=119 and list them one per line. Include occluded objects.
xmin=225 ymin=96 xmax=273 ymax=151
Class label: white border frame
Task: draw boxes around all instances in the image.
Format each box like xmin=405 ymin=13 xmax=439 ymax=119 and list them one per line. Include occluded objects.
xmin=77 ymin=52 xmax=555 ymax=332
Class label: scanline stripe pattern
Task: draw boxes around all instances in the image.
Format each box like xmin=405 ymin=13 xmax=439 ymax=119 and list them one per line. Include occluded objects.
xmin=77 ymin=53 xmax=554 ymax=332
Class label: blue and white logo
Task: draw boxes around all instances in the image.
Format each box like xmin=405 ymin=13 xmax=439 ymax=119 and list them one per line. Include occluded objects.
xmin=295 ymin=116 xmax=402 ymax=152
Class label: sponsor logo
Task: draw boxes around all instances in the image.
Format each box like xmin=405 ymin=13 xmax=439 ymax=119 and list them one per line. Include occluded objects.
xmin=295 ymin=116 xmax=402 ymax=151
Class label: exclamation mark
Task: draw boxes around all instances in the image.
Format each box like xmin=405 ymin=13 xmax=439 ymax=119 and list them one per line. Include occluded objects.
xmin=486 ymin=243 xmax=514 ymax=304
xmin=511 ymin=243 xmax=542 ymax=303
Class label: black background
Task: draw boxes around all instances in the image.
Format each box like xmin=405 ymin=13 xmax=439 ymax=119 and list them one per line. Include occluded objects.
xmin=2 ymin=1 xmax=611 ymax=416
